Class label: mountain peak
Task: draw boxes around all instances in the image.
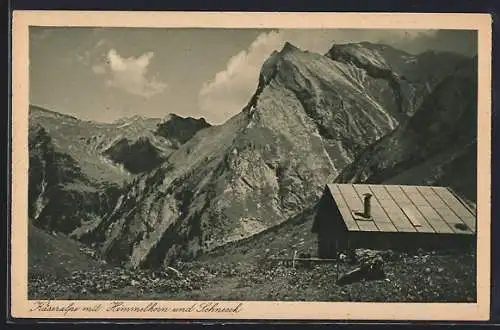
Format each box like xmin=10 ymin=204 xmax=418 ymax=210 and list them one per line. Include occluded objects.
xmin=163 ymin=113 xmax=210 ymax=125
xmin=112 ymin=114 xmax=149 ymax=125
xmin=280 ymin=41 xmax=301 ymax=54
xmin=256 ymin=41 xmax=309 ymax=89
xmin=156 ymin=113 xmax=211 ymax=145
xmin=164 ymin=113 xmax=181 ymax=121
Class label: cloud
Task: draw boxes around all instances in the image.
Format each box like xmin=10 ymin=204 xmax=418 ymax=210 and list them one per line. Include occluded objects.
xmin=93 ymin=49 xmax=167 ymax=98
xmin=75 ymin=38 xmax=110 ymax=66
xmin=198 ymin=31 xmax=284 ymax=124
xmin=197 ymin=29 xmax=471 ymax=124
xmin=91 ymin=64 xmax=106 ymax=74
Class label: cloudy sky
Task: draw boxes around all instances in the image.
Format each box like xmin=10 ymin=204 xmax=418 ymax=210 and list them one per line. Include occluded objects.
xmin=29 ymin=28 xmax=477 ymax=125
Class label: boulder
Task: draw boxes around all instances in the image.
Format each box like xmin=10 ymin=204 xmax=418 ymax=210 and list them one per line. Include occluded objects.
xmin=336 ymin=255 xmax=385 ymax=286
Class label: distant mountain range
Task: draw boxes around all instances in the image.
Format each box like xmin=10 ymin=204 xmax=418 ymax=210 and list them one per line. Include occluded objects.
xmin=28 ymin=106 xmax=209 ymax=234
xmin=28 ymin=41 xmax=477 ymax=269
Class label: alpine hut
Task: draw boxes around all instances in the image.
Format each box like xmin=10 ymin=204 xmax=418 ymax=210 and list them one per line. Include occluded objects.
xmin=312 ymin=184 xmax=476 ymax=258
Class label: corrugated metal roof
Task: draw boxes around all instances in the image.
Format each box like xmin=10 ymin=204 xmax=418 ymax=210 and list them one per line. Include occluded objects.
xmin=326 ymin=184 xmax=476 ymax=234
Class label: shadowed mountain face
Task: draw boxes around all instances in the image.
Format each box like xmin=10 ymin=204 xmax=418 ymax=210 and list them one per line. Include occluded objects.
xmin=28 ymin=41 xmax=477 ymax=269
xmin=28 ymin=122 xmax=123 ymax=234
xmin=336 ymin=57 xmax=478 ymax=202
xmin=102 ymin=137 xmax=165 ymax=174
xmin=155 ymin=114 xmax=211 ymax=147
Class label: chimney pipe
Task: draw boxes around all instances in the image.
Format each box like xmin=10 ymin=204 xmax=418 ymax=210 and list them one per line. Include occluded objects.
xmin=363 ymin=193 xmax=372 ymax=218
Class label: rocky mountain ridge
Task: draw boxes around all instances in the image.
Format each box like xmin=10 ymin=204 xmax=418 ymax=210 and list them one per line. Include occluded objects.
xmin=326 ymin=42 xmax=468 ymax=118
xmin=74 ymin=41 xmax=472 ymax=269
xmin=336 ymin=56 xmax=477 ymax=202
xmin=28 ymin=41 xmax=477 ymax=270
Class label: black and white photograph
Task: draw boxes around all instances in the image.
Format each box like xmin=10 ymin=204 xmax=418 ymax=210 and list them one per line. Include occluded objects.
xmin=10 ymin=11 xmax=492 ymax=320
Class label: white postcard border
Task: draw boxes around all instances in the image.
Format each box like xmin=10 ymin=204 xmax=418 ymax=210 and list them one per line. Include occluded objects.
xmin=11 ymin=11 xmax=492 ymax=321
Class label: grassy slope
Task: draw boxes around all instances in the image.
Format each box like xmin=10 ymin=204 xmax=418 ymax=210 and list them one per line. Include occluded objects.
xmin=94 ymin=212 xmax=474 ymax=302
xmin=28 ymin=223 xmax=110 ymax=298
xmin=29 ymin=208 xmax=475 ymax=302
xmin=167 ymin=251 xmax=476 ymax=302
xmin=157 ymin=213 xmax=476 ymax=302
xmin=28 ymin=223 xmax=107 ymax=276
xmin=29 ymin=223 xmax=196 ymax=300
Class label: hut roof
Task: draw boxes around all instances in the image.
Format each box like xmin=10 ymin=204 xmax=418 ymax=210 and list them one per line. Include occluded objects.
xmin=325 ymin=184 xmax=476 ymax=235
